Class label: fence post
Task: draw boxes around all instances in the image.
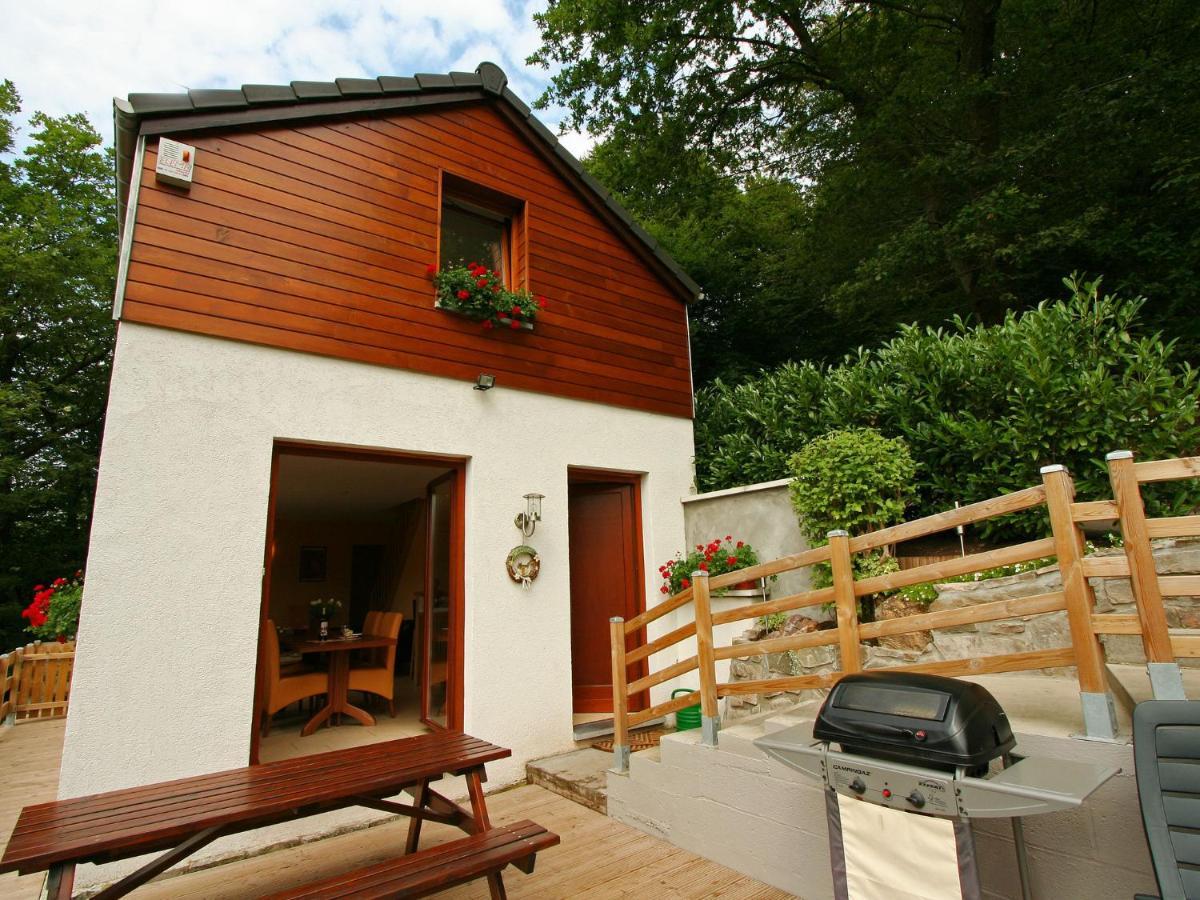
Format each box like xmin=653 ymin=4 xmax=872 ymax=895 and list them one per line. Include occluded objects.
xmin=609 ymin=617 xmax=631 ymax=773
xmin=692 ymin=571 xmax=720 ymax=746
xmin=828 ymin=531 xmax=862 ymax=674
xmin=1042 ymin=464 xmax=1118 ymax=739
xmin=10 ymin=646 xmax=24 ymax=724
xmin=1107 ymin=450 xmax=1184 ymax=700
xmin=1 ymin=651 xmax=14 ymax=727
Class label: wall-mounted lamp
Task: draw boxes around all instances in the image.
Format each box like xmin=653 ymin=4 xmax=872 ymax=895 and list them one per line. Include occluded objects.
xmin=515 ymin=492 xmax=544 ymax=537
xmin=474 ymin=373 xmax=496 ymax=391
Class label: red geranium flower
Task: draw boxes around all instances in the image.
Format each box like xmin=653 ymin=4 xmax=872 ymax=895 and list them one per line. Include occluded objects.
xmin=727 ymin=556 xmax=738 ymax=566
xmin=482 ymin=319 xmax=494 ymax=330
xmin=725 ymin=535 xmax=732 ymax=541
xmin=536 ymin=296 xmax=547 ymax=309
xmin=511 ymin=306 xmax=521 ymax=317
xmin=680 ymin=577 xmax=691 ymax=589
xmin=457 ymin=289 xmax=470 ymax=300
xmin=426 ymin=264 xmax=437 ymax=277
xmin=660 ymin=585 xmax=669 ymax=594
xmin=468 ymin=261 xmax=479 ymax=270
xmin=736 ymin=541 xmax=744 ymax=548
xmin=476 ymin=278 xmax=488 ymax=288
xmin=698 ymin=561 xmax=708 ymax=571
xmin=510 ymin=320 xmax=521 ymax=330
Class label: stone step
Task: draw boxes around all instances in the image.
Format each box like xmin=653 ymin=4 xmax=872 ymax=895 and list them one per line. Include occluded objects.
xmin=525 ymin=748 xmax=611 ymax=814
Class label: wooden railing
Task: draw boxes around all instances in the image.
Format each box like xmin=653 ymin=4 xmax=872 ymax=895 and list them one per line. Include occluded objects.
xmin=0 ymin=641 xmax=75 ymax=728
xmin=609 ymin=452 xmax=1200 ymax=769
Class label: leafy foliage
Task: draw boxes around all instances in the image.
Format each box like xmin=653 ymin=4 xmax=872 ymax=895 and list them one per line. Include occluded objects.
xmin=789 ymin=429 xmax=917 ymax=544
xmin=697 ymin=280 xmax=1200 ymax=541
xmin=0 ymin=82 xmax=116 ymax=650
xmin=431 ymin=262 xmax=545 ymax=330
xmin=788 ymin=428 xmax=915 ymax=597
xmin=534 ymin=1 xmax=1200 ymax=376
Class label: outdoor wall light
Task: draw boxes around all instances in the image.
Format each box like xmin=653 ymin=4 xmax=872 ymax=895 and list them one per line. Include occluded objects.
xmin=515 ymin=493 xmax=544 ymax=537
xmin=474 ymin=373 xmax=496 ymax=391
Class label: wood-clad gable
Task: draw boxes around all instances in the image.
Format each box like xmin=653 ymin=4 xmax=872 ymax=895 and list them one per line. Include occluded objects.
xmin=120 ymin=101 xmax=694 ymax=418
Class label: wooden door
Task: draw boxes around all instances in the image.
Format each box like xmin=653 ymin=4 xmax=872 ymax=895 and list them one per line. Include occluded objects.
xmin=568 ymin=476 xmax=647 ymax=713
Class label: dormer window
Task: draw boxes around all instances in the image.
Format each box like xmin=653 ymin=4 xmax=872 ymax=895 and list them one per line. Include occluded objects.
xmin=439 ymin=173 xmax=525 ymax=288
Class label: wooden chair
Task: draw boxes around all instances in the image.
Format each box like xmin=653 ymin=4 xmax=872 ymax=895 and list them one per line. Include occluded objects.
xmin=261 ymin=619 xmax=329 ymax=736
xmin=350 ymin=611 xmax=404 ymax=717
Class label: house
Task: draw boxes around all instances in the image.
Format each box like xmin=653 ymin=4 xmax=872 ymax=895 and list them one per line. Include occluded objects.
xmin=59 ymin=62 xmax=698 ymax=803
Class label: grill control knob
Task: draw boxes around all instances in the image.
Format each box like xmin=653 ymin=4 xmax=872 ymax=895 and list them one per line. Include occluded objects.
xmin=907 ymin=791 xmax=926 ymax=808
xmin=849 ymin=778 xmax=866 ymax=795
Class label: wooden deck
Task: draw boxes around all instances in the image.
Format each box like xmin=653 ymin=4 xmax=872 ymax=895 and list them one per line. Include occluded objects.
xmin=0 ymin=722 xmax=795 ymax=899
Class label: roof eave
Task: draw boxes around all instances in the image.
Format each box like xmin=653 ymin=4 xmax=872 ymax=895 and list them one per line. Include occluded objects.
xmin=112 ymin=62 xmax=701 ymax=304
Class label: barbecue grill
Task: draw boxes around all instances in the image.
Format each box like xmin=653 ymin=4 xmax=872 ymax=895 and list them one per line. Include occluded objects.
xmin=755 ymin=671 xmax=1120 ymax=899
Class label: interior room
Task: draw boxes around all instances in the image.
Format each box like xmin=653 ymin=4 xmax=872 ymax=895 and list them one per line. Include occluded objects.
xmin=255 ymin=448 xmax=458 ymax=763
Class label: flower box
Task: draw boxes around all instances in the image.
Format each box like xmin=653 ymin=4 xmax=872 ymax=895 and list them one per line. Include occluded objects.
xmin=429 ymin=262 xmax=546 ymax=332
xmin=435 ymin=300 xmax=534 ymax=331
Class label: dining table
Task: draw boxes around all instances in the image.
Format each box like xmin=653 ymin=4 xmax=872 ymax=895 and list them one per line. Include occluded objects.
xmin=284 ymin=632 xmax=396 ymax=736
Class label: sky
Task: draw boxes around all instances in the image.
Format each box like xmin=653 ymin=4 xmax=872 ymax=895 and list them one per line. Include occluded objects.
xmin=0 ymin=0 xmax=595 ymax=158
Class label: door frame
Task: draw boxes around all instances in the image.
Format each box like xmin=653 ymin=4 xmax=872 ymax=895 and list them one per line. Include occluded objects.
xmin=249 ymin=440 xmax=467 ymax=764
xmin=419 ymin=469 xmax=464 ymax=731
xmin=566 ymin=467 xmax=650 ymax=713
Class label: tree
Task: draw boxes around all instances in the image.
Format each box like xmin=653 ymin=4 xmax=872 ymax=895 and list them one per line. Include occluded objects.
xmin=0 ymin=81 xmax=116 ymax=650
xmin=533 ymin=1 xmax=1200 ymax=375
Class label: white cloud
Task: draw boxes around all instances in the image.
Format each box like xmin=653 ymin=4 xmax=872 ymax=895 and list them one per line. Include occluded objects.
xmin=1 ymin=0 xmax=595 ymax=157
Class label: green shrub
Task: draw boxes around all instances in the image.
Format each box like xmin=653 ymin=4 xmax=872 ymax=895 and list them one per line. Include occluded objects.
xmin=696 ymin=277 xmax=1200 ymax=540
xmin=789 ymin=429 xmax=917 ymax=543
xmin=788 ymin=429 xmax=915 ymax=616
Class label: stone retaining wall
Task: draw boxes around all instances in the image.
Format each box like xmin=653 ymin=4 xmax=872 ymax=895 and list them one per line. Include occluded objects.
xmin=727 ymin=538 xmax=1199 ymax=720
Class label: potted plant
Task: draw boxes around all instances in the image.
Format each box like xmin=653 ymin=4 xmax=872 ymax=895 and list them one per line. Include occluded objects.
xmin=657 ymin=537 xmax=765 ymax=597
xmin=21 ymin=572 xmax=84 ymax=642
xmin=429 ymin=262 xmax=547 ymax=330
xmin=308 ymin=598 xmax=342 ymax=639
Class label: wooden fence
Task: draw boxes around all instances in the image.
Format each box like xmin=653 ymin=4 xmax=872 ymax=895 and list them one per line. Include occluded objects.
xmin=0 ymin=641 xmax=75 ymax=727
xmin=608 ymin=451 xmax=1200 ymax=769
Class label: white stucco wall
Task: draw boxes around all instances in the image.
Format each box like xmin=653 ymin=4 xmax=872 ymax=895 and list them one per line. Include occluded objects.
xmin=61 ymin=323 xmax=695 ymax=807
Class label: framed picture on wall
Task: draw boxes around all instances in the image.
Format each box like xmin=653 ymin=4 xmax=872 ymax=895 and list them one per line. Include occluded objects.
xmin=299 ymin=546 xmax=327 ymax=582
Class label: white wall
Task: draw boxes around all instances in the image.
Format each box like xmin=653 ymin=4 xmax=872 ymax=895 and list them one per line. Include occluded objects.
xmin=61 ymin=322 xmax=695 ymax=803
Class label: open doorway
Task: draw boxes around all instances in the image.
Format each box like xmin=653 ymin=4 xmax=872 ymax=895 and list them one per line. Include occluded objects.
xmin=251 ymin=443 xmax=465 ymax=764
xmin=567 ymin=469 xmax=649 ymax=726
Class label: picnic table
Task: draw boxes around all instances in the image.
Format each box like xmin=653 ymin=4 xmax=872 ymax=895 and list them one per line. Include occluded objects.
xmin=0 ymin=731 xmax=557 ymax=899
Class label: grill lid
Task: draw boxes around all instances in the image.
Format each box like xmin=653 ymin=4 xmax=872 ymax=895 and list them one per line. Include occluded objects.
xmin=813 ymin=671 xmax=1014 ymax=771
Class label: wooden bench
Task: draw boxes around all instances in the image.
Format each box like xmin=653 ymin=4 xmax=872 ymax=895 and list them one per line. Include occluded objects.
xmin=0 ymin=731 xmax=554 ymax=899
xmin=261 ymin=820 xmax=559 ymax=899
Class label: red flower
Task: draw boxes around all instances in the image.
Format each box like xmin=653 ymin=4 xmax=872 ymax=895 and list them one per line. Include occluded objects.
xmin=736 ymin=541 xmax=744 ymax=548
xmin=457 ymin=289 xmax=470 ymax=300
xmin=511 ymin=306 xmax=522 ymax=317
xmin=468 ymin=261 xmax=479 ymax=270
xmin=680 ymin=577 xmax=691 ymax=589
xmin=660 ymin=585 xmax=669 ymax=594
xmin=727 ymin=556 xmax=738 ymax=566
xmin=475 ymin=279 xmax=487 ymax=288
xmin=536 ymin=296 xmax=547 ymax=309
xmin=695 ymin=545 xmax=703 ymax=551
xmin=34 ymin=585 xmax=44 ymax=591
xmin=52 ymin=577 xmax=67 ymax=588
xmin=510 ymin=320 xmax=521 ymax=330
xmin=426 ymin=264 xmax=437 ymax=277
xmin=698 ymin=561 xmax=708 ymax=571
xmin=491 ymin=284 xmax=500 ymax=293
xmin=482 ymin=320 xmax=494 ymax=330
xmin=725 ymin=535 xmax=732 ymax=541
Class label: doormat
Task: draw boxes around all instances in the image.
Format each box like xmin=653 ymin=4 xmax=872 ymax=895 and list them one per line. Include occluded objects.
xmin=592 ymin=729 xmax=665 ymax=754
